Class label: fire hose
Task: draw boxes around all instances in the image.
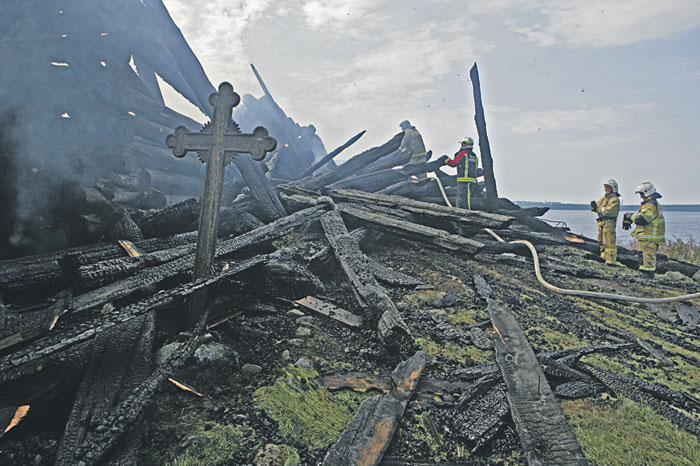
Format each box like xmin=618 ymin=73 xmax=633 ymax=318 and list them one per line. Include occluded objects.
xmin=431 ymin=175 xmax=700 ymax=302
xmin=483 ymin=228 xmax=700 ymax=303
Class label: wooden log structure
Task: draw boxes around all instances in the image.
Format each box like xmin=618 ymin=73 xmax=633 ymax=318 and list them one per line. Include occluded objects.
xmin=69 ymin=205 xmax=328 ymax=315
xmin=488 ymin=299 xmax=588 ymax=465
xmin=298 ymin=132 xmax=404 ymax=191
xmin=296 ymin=129 xmax=366 ymax=179
xmin=54 ymin=313 xmax=154 ymax=465
xmin=328 ymin=188 xmax=514 ymax=233
xmin=322 ymin=351 xmax=428 ymax=466
xmin=320 ymin=208 xmax=414 ymax=356
xmin=469 ymin=63 xmax=498 ymax=210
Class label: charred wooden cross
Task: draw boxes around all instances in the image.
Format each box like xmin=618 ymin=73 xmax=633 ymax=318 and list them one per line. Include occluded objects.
xmin=166 ymin=82 xmax=276 ymax=324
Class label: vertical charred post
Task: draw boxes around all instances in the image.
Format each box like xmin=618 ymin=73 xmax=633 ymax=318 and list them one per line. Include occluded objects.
xmin=470 ymin=63 xmax=498 ymax=210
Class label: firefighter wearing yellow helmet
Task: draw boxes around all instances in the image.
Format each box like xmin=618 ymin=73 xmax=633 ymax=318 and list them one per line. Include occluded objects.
xmin=439 ymin=137 xmax=479 ymax=209
xmin=623 ymin=181 xmax=665 ymax=278
xmin=590 ymin=179 xmax=620 ymax=265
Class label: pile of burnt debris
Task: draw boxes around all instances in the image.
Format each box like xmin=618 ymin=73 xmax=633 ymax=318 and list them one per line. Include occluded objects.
xmin=2 ymin=126 xmax=700 ymax=466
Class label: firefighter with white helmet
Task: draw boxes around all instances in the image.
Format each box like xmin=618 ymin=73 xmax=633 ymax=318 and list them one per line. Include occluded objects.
xmin=590 ymin=179 xmax=621 ymax=265
xmin=439 ymin=137 xmax=479 ymax=209
xmin=398 ymin=120 xmax=429 ymax=179
xmin=623 ymin=181 xmax=665 ymax=278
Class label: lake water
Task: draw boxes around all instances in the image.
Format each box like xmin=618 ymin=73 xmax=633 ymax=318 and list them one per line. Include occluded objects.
xmin=541 ymin=209 xmax=700 ymax=244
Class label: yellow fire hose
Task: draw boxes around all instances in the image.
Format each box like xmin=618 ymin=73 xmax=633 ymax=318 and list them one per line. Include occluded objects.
xmin=483 ymin=228 xmax=700 ymax=303
xmin=432 ymin=174 xmax=700 ymax=302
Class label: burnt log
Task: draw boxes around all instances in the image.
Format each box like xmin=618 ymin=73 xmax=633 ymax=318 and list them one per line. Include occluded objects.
xmin=320 ymin=208 xmax=414 ymax=356
xmin=356 ymin=149 xmax=411 ymax=176
xmin=579 ymin=363 xmax=700 ymax=438
xmin=233 ymin=155 xmax=287 ymax=221
xmin=110 ymin=211 xmax=144 ymax=242
xmin=67 ymin=319 xmax=213 ymax=466
xmin=296 ymin=130 xmax=366 ymax=179
xmin=139 ymin=167 xmax=203 ymax=196
xmin=489 ymin=299 xmax=588 ymax=465
xmin=336 ymin=203 xmax=485 ymax=255
xmin=451 ymin=379 xmax=510 ymax=453
xmin=0 ymin=291 xmax=72 ymax=351
xmin=54 ymin=313 xmax=154 ymax=465
xmin=298 ymin=132 xmax=404 ymax=191
xmin=470 ymin=63 xmax=498 ymax=209
xmin=328 ymin=169 xmax=406 ymax=192
xmin=134 ymin=198 xmax=200 ymax=238
xmin=69 ymin=205 xmax=328 ymax=314
xmin=329 ymin=188 xmax=513 ymax=233
xmin=322 ymin=351 xmax=428 ymax=466
xmin=0 ymin=255 xmax=268 ymax=388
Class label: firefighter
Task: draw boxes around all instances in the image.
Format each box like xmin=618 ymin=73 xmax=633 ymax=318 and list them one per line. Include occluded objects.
xmin=622 ymin=181 xmax=665 ymax=278
xmin=439 ymin=137 xmax=479 ymax=209
xmin=590 ymin=179 xmax=621 ymax=265
xmin=399 ymin=120 xmax=428 ymax=179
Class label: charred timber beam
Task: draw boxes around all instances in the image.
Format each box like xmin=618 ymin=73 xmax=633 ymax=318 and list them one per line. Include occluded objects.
xmin=317 ymin=373 xmax=470 ymax=396
xmin=320 ymin=209 xmax=414 ymax=356
xmin=70 ymin=205 xmax=327 ymax=314
xmin=322 ymin=351 xmax=428 ymax=466
xmin=469 ymin=63 xmax=498 ymax=209
xmin=139 ymin=168 xmax=203 ymax=196
xmin=0 ymin=291 xmax=72 ymax=351
xmin=329 ymin=188 xmax=513 ymax=230
xmin=296 ymin=130 xmax=366 ymax=179
xmin=327 ymin=169 xmax=406 ymax=192
xmin=356 ymin=149 xmax=411 ymax=176
xmin=337 ymin=204 xmax=484 ymax=255
xmin=0 ymin=255 xmax=267 ymax=386
xmin=488 ymin=300 xmax=588 ymax=465
xmin=233 ymin=155 xmax=287 ymax=221
xmin=134 ymin=197 xmax=201 ymax=238
xmin=54 ymin=313 xmax=154 ymax=465
xmin=579 ymin=363 xmax=700 ymax=438
xmin=299 ymin=133 xmax=404 ymax=191
xmin=68 ymin=317 xmax=213 ymax=466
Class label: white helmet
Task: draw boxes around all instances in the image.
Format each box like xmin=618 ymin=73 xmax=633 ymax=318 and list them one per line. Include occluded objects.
xmin=604 ymin=179 xmax=618 ymax=194
xmin=460 ymin=137 xmax=474 ymax=147
xmin=635 ymin=181 xmax=656 ymax=197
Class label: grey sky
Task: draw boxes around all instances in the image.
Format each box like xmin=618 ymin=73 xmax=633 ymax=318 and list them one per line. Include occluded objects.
xmin=160 ymin=0 xmax=700 ymax=203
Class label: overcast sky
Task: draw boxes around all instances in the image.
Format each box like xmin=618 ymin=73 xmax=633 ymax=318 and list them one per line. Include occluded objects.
xmin=160 ymin=0 xmax=700 ymax=204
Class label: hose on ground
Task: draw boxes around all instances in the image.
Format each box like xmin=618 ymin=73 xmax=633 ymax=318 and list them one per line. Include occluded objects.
xmin=483 ymin=228 xmax=700 ymax=304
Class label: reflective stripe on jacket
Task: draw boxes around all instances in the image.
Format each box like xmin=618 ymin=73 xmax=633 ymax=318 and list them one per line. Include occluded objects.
xmin=632 ymin=199 xmax=665 ymax=244
xmin=596 ymin=193 xmax=620 ymax=223
xmin=447 ymin=149 xmax=479 ymax=183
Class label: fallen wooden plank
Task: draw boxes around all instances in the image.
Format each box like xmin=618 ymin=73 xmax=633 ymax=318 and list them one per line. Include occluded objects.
xmin=296 ymin=130 xmax=366 ymax=179
xmin=0 ymin=291 xmax=72 ymax=351
xmin=299 ymin=132 xmax=403 ymax=191
xmin=337 ymin=204 xmax=484 ymax=256
xmin=54 ymin=313 xmax=154 ymax=465
xmin=320 ymin=209 xmax=413 ymax=356
xmin=70 ymin=205 xmax=327 ymax=314
xmin=317 ymin=373 xmax=470 ymax=396
xmin=322 ymin=351 xmax=428 ymax=466
xmin=295 ymin=296 xmax=363 ymax=327
xmin=0 ymin=255 xmax=267 ymax=387
xmin=329 ymin=188 xmax=514 ymax=231
xmin=488 ymin=300 xmax=588 ymax=466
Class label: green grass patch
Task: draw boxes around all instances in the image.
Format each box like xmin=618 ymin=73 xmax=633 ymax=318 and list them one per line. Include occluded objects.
xmin=169 ymin=422 xmax=257 ymax=466
xmin=446 ymin=308 xmax=485 ymax=326
xmin=562 ymin=397 xmax=700 ymax=465
xmin=253 ymin=365 xmax=369 ymax=450
xmin=416 ymin=337 xmax=493 ymax=363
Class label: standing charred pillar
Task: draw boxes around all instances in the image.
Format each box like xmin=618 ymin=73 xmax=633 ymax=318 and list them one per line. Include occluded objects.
xmin=470 ymin=63 xmax=498 ymax=210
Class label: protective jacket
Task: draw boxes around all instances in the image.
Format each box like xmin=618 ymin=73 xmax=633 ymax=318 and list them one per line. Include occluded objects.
xmin=446 ymin=148 xmax=478 ymax=183
xmin=399 ymin=127 xmax=427 ymax=163
xmin=595 ymin=193 xmax=620 ymax=222
xmin=631 ymin=198 xmax=665 ymax=244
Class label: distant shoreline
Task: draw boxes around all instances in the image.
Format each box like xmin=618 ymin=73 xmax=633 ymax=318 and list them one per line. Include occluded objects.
xmin=517 ymin=202 xmax=700 ymax=212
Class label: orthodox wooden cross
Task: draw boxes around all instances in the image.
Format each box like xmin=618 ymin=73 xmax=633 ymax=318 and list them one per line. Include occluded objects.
xmin=166 ymin=82 xmax=276 ymax=323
